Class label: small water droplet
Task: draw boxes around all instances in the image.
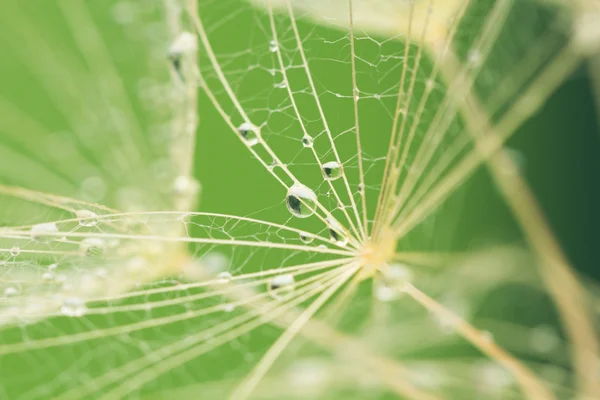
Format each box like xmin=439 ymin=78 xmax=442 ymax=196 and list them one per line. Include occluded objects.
xmin=326 ymin=217 xmax=348 ymax=246
xmin=274 ymin=81 xmax=287 ymax=89
xmin=357 ymin=183 xmax=364 ymax=193
xmin=48 ymin=263 xmax=58 ymax=271
xmin=42 ymin=272 xmax=55 ymax=282
xmin=238 ymin=122 xmax=259 ymax=146
xmin=299 ymin=232 xmax=314 ymax=244
xmin=286 ymin=184 xmax=317 ymax=218
xmin=269 ymin=39 xmax=278 ymax=53
xmin=216 ymin=271 xmax=233 ymax=284
xmin=61 ymin=297 xmax=88 ymax=317
xmin=322 ymin=161 xmax=343 ymax=181
xmin=80 ymin=238 xmax=105 ymax=256
xmin=76 ymin=210 xmax=99 ymax=227
xmin=301 ymin=135 xmax=313 ymax=148
xmin=4 ymin=287 xmax=18 ymax=297
xmin=268 ymin=274 xmax=295 ymax=299
xmin=31 ymin=222 xmax=59 ymax=242
xmin=173 ymin=175 xmax=200 ymax=196
xmin=221 ymin=303 xmax=236 ymax=312
xmin=9 ymin=247 xmax=20 ymax=257
xmin=374 ymin=264 xmax=412 ymax=302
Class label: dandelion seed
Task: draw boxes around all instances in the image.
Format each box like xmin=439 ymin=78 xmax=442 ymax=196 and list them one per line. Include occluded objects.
xmin=286 ymin=184 xmax=317 ymax=218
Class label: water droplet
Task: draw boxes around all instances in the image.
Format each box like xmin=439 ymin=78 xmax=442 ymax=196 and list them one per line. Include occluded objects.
xmin=374 ymin=264 xmax=412 ymax=302
xmin=76 ymin=210 xmax=99 ymax=227
xmin=61 ymin=297 xmax=88 ymax=317
xmin=274 ymin=81 xmax=287 ymax=89
xmin=173 ymin=175 xmax=200 ymax=196
xmin=299 ymin=232 xmax=314 ymax=244
xmin=322 ymin=161 xmax=343 ymax=181
xmin=216 ymin=271 xmax=233 ymax=284
xmin=48 ymin=263 xmax=58 ymax=271
xmin=4 ymin=287 xmax=18 ymax=297
xmin=357 ymin=183 xmax=364 ymax=193
xmin=286 ymin=184 xmax=317 ymax=218
xmin=326 ymin=217 xmax=348 ymax=246
xmin=42 ymin=272 xmax=55 ymax=282
xmin=268 ymin=274 xmax=295 ymax=299
xmin=80 ymin=238 xmax=105 ymax=256
xmin=221 ymin=303 xmax=236 ymax=313
xmin=30 ymin=222 xmax=59 ymax=242
xmin=269 ymin=39 xmax=278 ymax=53
xmin=169 ymin=32 xmax=197 ymax=57
xmin=301 ymin=135 xmax=313 ymax=148
xmin=238 ymin=122 xmax=259 ymax=146
xmin=9 ymin=247 xmax=20 ymax=257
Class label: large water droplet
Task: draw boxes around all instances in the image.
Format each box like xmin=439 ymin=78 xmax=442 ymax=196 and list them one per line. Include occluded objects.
xmin=61 ymin=297 xmax=88 ymax=317
xmin=31 ymin=222 xmax=59 ymax=242
xmin=268 ymin=274 xmax=295 ymax=299
xmin=238 ymin=122 xmax=259 ymax=146
xmin=80 ymin=238 xmax=105 ymax=256
xmin=322 ymin=161 xmax=343 ymax=181
xmin=374 ymin=264 xmax=412 ymax=302
xmin=326 ymin=217 xmax=348 ymax=246
xmin=286 ymin=184 xmax=317 ymax=218
xmin=76 ymin=210 xmax=99 ymax=227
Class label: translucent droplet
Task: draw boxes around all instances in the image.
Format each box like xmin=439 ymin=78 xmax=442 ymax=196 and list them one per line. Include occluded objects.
xmin=221 ymin=303 xmax=235 ymax=313
xmin=269 ymin=39 xmax=278 ymax=53
xmin=357 ymin=183 xmax=365 ymax=193
xmin=268 ymin=274 xmax=295 ymax=299
xmin=48 ymin=263 xmax=58 ymax=271
xmin=301 ymin=135 xmax=313 ymax=148
xmin=80 ymin=238 xmax=105 ymax=256
xmin=238 ymin=122 xmax=259 ymax=146
xmin=299 ymin=232 xmax=314 ymax=244
xmin=216 ymin=271 xmax=233 ymax=284
xmin=30 ymin=222 xmax=59 ymax=242
xmin=42 ymin=272 xmax=55 ymax=282
xmin=9 ymin=247 xmax=20 ymax=257
xmin=76 ymin=210 xmax=99 ymax=227
xmin=4 ymin=287 xmax=18 ymax=297
xmin=374 ymin=264 xmax=412 ymax=302
xmin=274 ymin=81 xmax=287 ymax=89
xmin=286 ymin=184 xmax=317 ymax=218
xmin=326 ymin=217 xmax=348 ymax=246
xmin=322 ymin=161 xmax=343 ymax=181
xmin=173 ymin=175 xmax=200 ymax=196
xmin=61 ymin=297 xmax=88 ymax=317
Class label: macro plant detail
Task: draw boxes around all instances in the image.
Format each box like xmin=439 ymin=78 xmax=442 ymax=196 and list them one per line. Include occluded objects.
xmin=0 ymin=0 xmax=599 ymax=399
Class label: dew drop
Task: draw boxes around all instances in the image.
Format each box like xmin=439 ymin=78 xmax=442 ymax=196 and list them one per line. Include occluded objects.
xmin=221 ymin=303 xmax=236 ymax=313
xmin=301 ymin=135 xmax=313 ymax=148
xmin=80 ymin=238 xmax=105 ymax=256
xmin=4 ymin=287 xmax=18 ymax=297
xmin=322 ymin=161 xmax=343 ymax=181
xmin=76 ymin=210 xmax=99 ymax=227
xmin=216 ymin=271 xmax=233 ymax=284
xmin=268 ymin=274 xmax=295 ymax=299
xmin=42 ymin=272 xmax=55 ymax=282
xmin=48 ymin=263 xmax=58 ymax=271
xmin=238 ymin=122 xmax=259 ymax=146
xmin=61 ymin=297 xmax=88 ymax=317
xmin=274 ymin=81 xmax=287 ymax=89
xmin=31 ymin=222 xmax=59 ymax=242
xmin=357 ymin=183 xmax=365 ymax=193
xmin=374 ymin=264 xmax=412 ymax=302
xmin=299 ymin=232 xmax=314 ymax=244
xmin=269 ymin=39 xmax=278 ymax=53
xmin=286 ymin=184 xmax=317 ymax=218
xmin=173 ymin=175 xmax=200 ymax=196
xmin=9 ymin=247 xmax=20 ymax=257
xmin=326 ymin=217 xmax=348 ymax=246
